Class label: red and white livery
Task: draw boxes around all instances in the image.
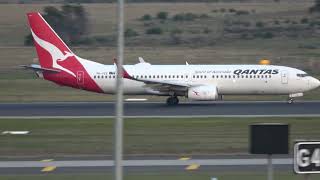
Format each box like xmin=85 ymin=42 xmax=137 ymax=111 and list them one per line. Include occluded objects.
xmin=24 ymin=12 xmax=320 ymax=105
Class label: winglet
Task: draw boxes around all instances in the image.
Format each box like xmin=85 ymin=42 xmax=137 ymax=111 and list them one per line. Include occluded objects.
xmin=113 ymin=58 xmax=134 ymax=79
xmin=138 ymin=57 xmax=145 ymax=63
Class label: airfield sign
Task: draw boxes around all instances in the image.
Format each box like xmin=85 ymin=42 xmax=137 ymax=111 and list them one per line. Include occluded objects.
xmin=294 ymin=142 xmax=320 ymax=174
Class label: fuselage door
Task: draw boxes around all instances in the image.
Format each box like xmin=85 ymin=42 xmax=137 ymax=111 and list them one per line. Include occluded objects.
xmin=281 ymin=71 xmax=288 ymax=84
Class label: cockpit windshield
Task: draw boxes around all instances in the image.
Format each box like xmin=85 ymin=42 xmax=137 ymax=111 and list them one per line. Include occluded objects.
xmin=297 ymin=73 xmax=308 ymax=77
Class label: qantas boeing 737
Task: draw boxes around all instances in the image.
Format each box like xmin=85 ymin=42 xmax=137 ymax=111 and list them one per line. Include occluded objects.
xmin=23 ymin=12 xmax=320 ymax=105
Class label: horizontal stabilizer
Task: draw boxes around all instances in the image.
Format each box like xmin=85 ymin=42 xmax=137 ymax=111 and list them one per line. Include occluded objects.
xmin=20 ymin=64 xmax=61 ymax=73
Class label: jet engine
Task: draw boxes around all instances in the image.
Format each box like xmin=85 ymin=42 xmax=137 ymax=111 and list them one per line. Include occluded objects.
xmin=187 ymin=85 xmax=218 ymax=101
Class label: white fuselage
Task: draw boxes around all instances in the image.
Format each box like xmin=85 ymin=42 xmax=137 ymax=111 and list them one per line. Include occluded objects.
xmin=82 ymin=60 xmax=320 ymax=96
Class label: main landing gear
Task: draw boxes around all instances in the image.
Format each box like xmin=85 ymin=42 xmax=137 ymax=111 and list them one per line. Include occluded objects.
xmin=287 ymin=98 xmax=294 ymax=104
xmin=166 ymin=96 xmax=179 ymax=105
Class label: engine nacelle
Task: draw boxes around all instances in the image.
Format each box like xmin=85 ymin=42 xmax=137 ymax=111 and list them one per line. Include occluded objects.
xmin=187 ymin=85 xmax=218 ymax=101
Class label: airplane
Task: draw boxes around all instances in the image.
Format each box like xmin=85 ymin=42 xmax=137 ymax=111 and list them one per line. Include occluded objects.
xmin=23 ymin=12 xmax=320 ymax=105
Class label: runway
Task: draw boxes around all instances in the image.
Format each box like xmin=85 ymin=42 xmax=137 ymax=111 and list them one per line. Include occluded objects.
xmin=0 ymin=157 xmax=292 ymax=174
xmin=0 ymin=101 xmax=319 ymax=118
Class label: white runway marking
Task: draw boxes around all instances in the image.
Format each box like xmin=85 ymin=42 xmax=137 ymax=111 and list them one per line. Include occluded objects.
xmin=1 ymin=131 xmax=29 ymax=135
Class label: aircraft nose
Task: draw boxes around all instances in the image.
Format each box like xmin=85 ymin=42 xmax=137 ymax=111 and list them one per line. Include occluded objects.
xmin=310 ymin=77 xmax=320 ymax=89
xmin=315 ymin=78 xmax=320 ymax=88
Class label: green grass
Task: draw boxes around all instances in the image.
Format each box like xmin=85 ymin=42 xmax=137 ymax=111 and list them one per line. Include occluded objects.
xmin=0 ymin=117 xmax=319 ymax=157
xmin=0 ymin=171 xmax=319 ymax=180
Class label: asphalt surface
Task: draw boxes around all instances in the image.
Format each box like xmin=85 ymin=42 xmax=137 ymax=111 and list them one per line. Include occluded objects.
xmin=0 ymin=101 xmax=319 ymax=118
xmin=0 ymin=157 xmax=292 ymax=175
xmin=0 ymin=101 xmax=316 ymax=175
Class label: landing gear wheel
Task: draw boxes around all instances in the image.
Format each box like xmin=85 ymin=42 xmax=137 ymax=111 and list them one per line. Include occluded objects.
xmin=287 ymin=98 xmax=294 ymax=104
xmin=166 ymin=96 xmax=179 ymax=105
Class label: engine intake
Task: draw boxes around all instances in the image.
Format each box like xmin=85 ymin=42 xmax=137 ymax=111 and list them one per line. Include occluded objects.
xmin=187 ymin=85 xmax=218 ymax=101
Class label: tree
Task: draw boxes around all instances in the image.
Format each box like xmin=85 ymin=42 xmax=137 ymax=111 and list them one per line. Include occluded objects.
xmin=125 ymin=28 xmax=139 ymax=37
xmin=310 ymin=0 xmax=320 ymax=13
xmin=141 ymin=14 xmax=152 ymax=21
xmin=24 ymin=4 xmax=89 ymax=45
xmin=146 ymin=27 xmax=163 ymax=34
xmin=157 ymin=11 xmax=168 ymax=20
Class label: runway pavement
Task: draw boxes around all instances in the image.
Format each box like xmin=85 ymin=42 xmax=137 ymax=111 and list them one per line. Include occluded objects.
xmin=0 ymin=101 xmax=319 ymax=118
xmin=0 ymin=157 xmax=292 ymax=175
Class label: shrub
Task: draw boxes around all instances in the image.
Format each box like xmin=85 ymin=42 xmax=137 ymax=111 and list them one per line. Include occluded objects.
xmin=141 ymin=14 xmax=152 ymax=21
xmin=25 ymin=4 xmax=89 ymax=46
xmin=274 ymin=20 xmax=280 ymax=25
xmin=170 ymin=28 xmax=183 ymax=34
xmin=199 ymin=13 xmax=210 ymax=19
xmin=262 ymin=32 xmax=274 ymax=39
xmin=157 ymin=11 xmax=168 ymax=20
xmin=184 ymin=13 xmax=199 ymax=20
xmin=203 ymin=27 xmax=211 ymax=34
xmin=240 ymin=33 xmax=249 ymax=39
xmin=301 ymin=18 xmax=309 ymax=24
xmin=146 ymin=27 xmax=163 ymax=34
xmin=172 ymin=13 xmax=198 ymax=21
xmin=229 ymin=8 xmax=236 ymax=13
xmin=284 ymin=19 xmax=291 ymax=24
xmin=24 ymin=34 xmax=33 ymax=46
xmin=298 ymin=44 xmax=317 ymax=49
xmin=172 ymin=14 xmax=184 ymax=21
xmin=256 ymin=21 xmax=265 ymax=28
xmin=233 ymin=21 xmax=251 ymax=27
xmin=169 ymin=34 xmax=182 ymax=45
xmin=253 ymin=32 xmax=274 ymax=39
xmin=235 ymin=10 xmax=250 ymax=15
xmin=309 ymin=0 xmax=320 ymax=13
xmin=125 ymin=28 xmax=139 ymax=37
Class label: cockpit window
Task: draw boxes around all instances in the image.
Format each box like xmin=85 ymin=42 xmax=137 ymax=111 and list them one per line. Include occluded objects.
xmin=297 ymin=73 xmax=308 ymax=77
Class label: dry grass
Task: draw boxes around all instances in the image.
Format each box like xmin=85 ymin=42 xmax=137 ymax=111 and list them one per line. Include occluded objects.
xmin=0 ymin=2 xmax=314 ymax=45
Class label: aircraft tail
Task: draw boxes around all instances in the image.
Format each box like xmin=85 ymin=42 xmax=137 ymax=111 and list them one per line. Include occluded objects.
xmin=27 ymin=12 xmax=76 ymax=71
xmin=26 ymin=12 xmax=103 ymax=93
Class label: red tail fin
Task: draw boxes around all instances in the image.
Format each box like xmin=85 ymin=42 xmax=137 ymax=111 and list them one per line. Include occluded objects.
xmin=27 ymin=12 xmax=76 ymax=77
xmin=26 ymin=12 xmax=104 ymax=93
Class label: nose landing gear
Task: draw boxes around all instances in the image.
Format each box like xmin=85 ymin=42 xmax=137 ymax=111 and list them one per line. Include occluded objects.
xmin=166 ymin=96 xmax=179 ymax=105
xmin=287 ymin=93 xmax=303 ymax=104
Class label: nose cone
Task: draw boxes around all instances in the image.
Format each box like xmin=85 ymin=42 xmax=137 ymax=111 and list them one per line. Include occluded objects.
xmin=310 ymin=77 xmax=320 ymax=90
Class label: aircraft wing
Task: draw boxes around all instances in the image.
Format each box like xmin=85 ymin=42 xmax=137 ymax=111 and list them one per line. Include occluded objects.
xmin=116 ymin=61 xmax=190 ymax=93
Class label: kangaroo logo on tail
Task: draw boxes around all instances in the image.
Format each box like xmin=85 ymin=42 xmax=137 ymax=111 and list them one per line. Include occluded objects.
xmin=31 ymin=30 xmax=76 ymax=77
